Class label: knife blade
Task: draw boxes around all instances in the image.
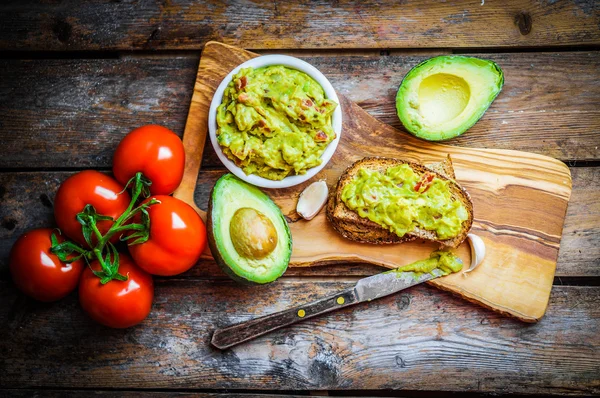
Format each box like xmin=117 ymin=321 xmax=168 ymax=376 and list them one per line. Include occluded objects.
xmin=211 ymin=267 xmax=447 ymax=350
xmin=355 ymin=266 xmax=445 ymax=302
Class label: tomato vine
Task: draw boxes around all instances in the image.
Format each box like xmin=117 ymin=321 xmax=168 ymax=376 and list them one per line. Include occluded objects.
xmin=50 ymin=172 xmax=159 ymax=284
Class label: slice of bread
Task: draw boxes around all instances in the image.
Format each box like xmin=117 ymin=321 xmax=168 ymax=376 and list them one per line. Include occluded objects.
xmin=326 ymin=191 xmax=414 ymax=244
xmin=331 ymin=156 xmax=456 ymax=226
xmin=327 ymin=155 xmax=473 ymax=248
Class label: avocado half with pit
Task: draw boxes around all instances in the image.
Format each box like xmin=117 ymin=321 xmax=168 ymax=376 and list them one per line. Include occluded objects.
xmin=396 ymin=55 xmax=504 ymax=141
xmin=207 ymin=173 xmax=292 ymax=284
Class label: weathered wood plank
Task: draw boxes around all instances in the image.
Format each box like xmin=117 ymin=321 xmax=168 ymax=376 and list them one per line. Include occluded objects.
xmin=1 ymin=392 xmax=308 ymax=398
xmin=0 ymin=390 xmax=555 ymax=398
xmin=0 ymin=168 xmax=598 ymax=278
xmin=0 ymin=280 xmax=598 ymax=395
xmin=1 ymin=52 xmax=599 ymax=170
xmin=1 ymin=1 xmax=599 ymax=51
xmin=557 ymin=167 xmax=600 ymax=274
xmin=0 ymin=57 xmax=198 ymax=169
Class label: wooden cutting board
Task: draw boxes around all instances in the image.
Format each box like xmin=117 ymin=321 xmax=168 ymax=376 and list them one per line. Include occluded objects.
xmin=173 ymin=41 xmax=572 ymax=322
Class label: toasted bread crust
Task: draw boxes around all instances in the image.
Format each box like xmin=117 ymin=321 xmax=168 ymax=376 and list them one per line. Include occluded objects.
xmin=327 ymin=156 xmax=473 ymax=248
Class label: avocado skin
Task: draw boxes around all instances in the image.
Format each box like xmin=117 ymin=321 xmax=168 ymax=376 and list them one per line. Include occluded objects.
xmin=396 ymin=55 xmax=504 ymax=141
xmin=207 ymin=183 xmax=250 ymax=285
xmin=207 ymin=174 xmax=292 ymax=285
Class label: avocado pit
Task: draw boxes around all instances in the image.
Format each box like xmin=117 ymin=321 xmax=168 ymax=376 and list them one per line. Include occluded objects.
xmin=230 ymin=207 xmax=278 ymax=260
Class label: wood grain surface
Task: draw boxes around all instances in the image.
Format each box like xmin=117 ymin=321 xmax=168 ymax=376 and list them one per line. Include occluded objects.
xmin=1 ymin=167 xmax=597 ymax=279
xmin=0 ymin=280 xmax=598 ymax=395
xmin=1 ymin=51 xmax=599 ymax=170
xmin=0 ymin=393 xmax=308 ymax=398
xmin=0 ymin=393 xmax=306 ymax=398
xmin=173 ymin=42 xmax=572 ymax=322
xmin=1 ymin=1 xmax=599 ymax=51
xmin=1 ymin=3 xmax=599 ymax=395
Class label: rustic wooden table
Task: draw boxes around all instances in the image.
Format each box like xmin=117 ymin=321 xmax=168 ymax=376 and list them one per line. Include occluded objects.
xmin=0 ymin=2 xmax=599 ymax=397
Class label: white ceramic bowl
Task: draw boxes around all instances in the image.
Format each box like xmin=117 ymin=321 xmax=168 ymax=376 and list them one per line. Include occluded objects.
xmin=208 ymin=54 xmax=342 ymax=189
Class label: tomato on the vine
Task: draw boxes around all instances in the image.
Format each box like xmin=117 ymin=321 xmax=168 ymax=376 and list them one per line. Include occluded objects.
xmin=9 ymin=228 xmax=84 ymax=302
xmin=79 ymin=253 xmax=153 ymax=328
xmin=112 ymin=125 xmax=185 ymax=195
xmin=54 ymin=170 xmax=130 ymax=247
xmin=128 ymin=195 xmax=206 ymax=276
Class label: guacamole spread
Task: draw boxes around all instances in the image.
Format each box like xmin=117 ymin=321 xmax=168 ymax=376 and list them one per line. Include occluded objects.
xmin=391 ymin=251 xmax=464 ymax=277
xmin=216 ymin=65 xmax=338 ymax=180
xmin=341 ymin=164 xmax=468 ymax=239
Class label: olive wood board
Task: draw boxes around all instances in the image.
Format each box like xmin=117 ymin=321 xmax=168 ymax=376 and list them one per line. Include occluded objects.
xmin=173 ymin=41 xmax=572 ymax=322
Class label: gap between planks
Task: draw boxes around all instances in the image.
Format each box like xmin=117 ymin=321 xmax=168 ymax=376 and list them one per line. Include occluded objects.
xmin=2 ymin=45 xmax=600 ymax=61
xmin=0 ymin=388 xmax=560 ymax=397
xmin=145 ymin=275 xmax=600 ymax=287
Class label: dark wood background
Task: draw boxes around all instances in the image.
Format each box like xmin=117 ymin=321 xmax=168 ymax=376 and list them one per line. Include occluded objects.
xmin=0 ymin=1 xmax=598 ymax=397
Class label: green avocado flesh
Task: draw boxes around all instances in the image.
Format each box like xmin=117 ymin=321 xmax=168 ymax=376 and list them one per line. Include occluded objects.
xmin=216 ymin=65 xmax=338 ymax=180
xmin=396 ymin=55 xmax=504 ymax=141
xmin=390 ymin=251 xmax=464 ymax=277
xmin=208 ymin=174 xmax=292 ymax=284
xmin=341 ymin=164 xmax=469 ymax=240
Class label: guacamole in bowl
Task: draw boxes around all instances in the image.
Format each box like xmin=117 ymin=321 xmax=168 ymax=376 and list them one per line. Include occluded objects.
xmin=209 ymin=55 xmax=343 ymax=189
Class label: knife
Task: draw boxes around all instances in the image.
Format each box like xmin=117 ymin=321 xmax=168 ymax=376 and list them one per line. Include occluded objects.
xmin=211 ymin=267 xmax=447 ymax=350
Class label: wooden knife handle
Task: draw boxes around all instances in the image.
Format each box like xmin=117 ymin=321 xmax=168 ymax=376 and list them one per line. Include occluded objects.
xmin=211 ymin=287 xmax=359 ymax=350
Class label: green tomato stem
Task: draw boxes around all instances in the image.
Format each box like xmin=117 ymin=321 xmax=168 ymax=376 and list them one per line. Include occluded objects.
xmin=83 ymin=172 xmax=156 ymax=283
xmin=111 ymin=223 xmax=145 ymax=235
xmin=92 ymin=248 xmax=109 ymax=273
xmin=90 ymin=221 xmax=104 ymax=244
xmin=94 ymin=172 xmax=149 ymax=251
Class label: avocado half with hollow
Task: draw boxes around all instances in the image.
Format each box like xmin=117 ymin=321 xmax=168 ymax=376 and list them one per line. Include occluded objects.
xmin=396 ymin=55 xmax=504 ymax=141
xmin=207 ymin=173 xmax=292 ymax=284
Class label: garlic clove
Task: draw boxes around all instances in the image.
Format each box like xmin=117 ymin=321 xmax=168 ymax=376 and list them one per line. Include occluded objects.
xmin=463 ymin=233 xmax=486 ymax=275
xmin=296 ymin=180 xmax=328 ymax=221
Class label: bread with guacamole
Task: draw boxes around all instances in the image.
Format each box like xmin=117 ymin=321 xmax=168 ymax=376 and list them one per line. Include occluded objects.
xmin=216 ymin=65 xmax=338 ymax=181
xmin=326 ymin=156 xmax=473 ymax=248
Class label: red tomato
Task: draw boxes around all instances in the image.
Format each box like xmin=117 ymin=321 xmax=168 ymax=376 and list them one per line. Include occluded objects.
xmin=9 ymin=228 xmax=84 ymax=302
xmin=128 ymin=195 xmax=206 ymax=276
xmin=54 ymin=170 xmax=130 ymax=247
xmin=112 ymin=125 xmax=185 ymax=195
xmin=79 ymin=254 xmax=153 ymax=328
